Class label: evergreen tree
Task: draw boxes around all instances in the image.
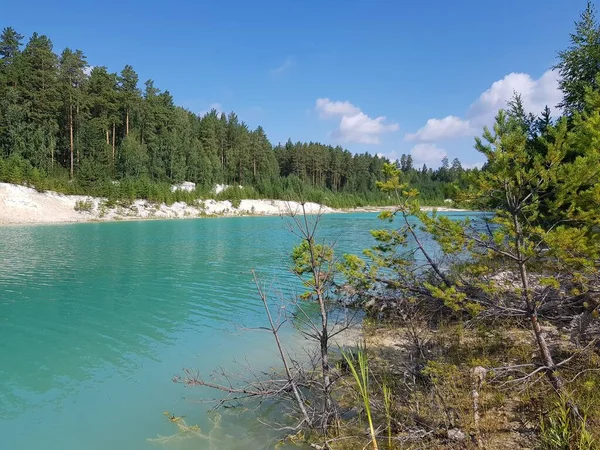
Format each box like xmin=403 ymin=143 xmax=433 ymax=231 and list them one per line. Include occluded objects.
xmin=405 ymin=154 xmax=413 ymax=171
xmin=555 ymin=1 xmax=600 ymax=115
xmin=0 ymin=25 xmax=472 ymax=206
xmin=58 ymin=48 xmax=87 ymax=177
xmin=400 ymin=154 xmax=407 ymax=172
xmin=20 ymin=33 xmax=60 ymax=170
xmin=118 ymin=65 xmax=140 ymax=137
xmin=535 ymin=105 xmax=552 ymax=136
xmin=120 ymin=133 xmax=148 ymax=178
xmin=507 ymin=92 xmax=535 ymax=136
xmin=0 ymin=27 xmax=24 ymax=88
xmin=86 ymin=67 xmax=119 ymax=172
xmin=0 ymin=27 xmax=25 ymax=155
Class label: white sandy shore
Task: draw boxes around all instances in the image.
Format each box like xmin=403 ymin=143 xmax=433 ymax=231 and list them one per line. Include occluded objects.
xmin=0 ymin=183 xmax=335 ymax=225
xmin=0 ymin=182 xmax=469 ymax=226
xmin=347 ymin=205 xmax=469 ymax=213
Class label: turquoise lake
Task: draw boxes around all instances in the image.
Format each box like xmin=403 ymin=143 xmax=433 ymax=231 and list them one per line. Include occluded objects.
xmin=0 ymin=212 xmax=475 ymax=449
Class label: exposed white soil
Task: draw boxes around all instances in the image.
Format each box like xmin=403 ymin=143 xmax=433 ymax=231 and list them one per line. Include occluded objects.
xmin=0 ymin=183 xmax=335 ymax=225
xmin=0 ymin=182 xmax=471 ymax=226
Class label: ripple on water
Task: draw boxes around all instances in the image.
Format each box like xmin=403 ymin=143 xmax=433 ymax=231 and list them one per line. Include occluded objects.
xmin=0 ymin=212 xmax=469 ymax=449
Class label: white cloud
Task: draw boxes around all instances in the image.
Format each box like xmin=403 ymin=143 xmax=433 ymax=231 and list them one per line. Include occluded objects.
xmin=315 ymin=98 xmax=361 ymax=119
xmin=83 ymin=65 xmax=94 ymax=77
xmin=463 ymin=162 xmax=485 ymax=170
xmin=334 ymin=112 xmax=399 ymax=145
xmin=405 ymin=69 xmax=561 ymax=143
xmin=315 ymin=98 xmax=399 ymax=145
xmin=410 ymin=143 xmax=447 ymax=167
xmin=405 ymin=115 xmax=472 ymax=142
xmin=467 ymin=69 xmax=561 ymax=126
xmin=199 ymin=102 xmax=223 ymax=117
xmin=271 ymin=56 xmax=294 ymax=75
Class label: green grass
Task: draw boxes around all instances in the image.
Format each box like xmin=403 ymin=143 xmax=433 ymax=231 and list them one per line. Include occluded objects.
xmin=342 ymin=348 xmax=379 ymax=450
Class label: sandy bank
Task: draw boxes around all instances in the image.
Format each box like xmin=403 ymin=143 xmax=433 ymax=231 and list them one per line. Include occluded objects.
xmin=0 ymin=183 xmax=335 ymax=225
xmin=342 ymin=205 xmax=470 ymax=213
xmin=0 ymin=183 xmax=472 ymax=226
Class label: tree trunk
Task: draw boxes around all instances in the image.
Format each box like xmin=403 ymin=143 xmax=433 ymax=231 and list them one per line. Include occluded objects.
xmin=126 ymin=109 xmax=129 ymax=137
xmin=518 ymin=259 xmax=564 ymax=391
xmin=513 ymin=215 xmax=567 ymax=395
xmin=106 ymin=129 xmax=109 ymax=145
xmin=302 ymin=216 xmax=335 ymax=433
xmin=317 ymin=291 xmax=333 ymax=431
xmin=112 ymin=122 xmax=116 ymax=169
xmin=76 ymin=103 xmax=80 ymax=166
xmin=69 ymin=104 xmax=74 ymax=179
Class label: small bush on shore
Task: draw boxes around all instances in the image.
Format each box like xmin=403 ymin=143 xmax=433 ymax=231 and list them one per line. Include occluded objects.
xmin=74 ymin=198 xmax=93 ymax=212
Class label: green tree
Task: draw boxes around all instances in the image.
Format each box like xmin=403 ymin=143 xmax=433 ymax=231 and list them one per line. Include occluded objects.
xmin=87 ymin=66 xmax=120 ymax=170
xmin=453 ymin=111 xmax=597 ymax=405
xmin=120 ymin=133 xmax=148 ymax=178
xmin=118 ymin=65 xmax=140 ymax=137
xmin=0 ymin=27 xmax=24 ymax=88
xmin=249 ymin=126 xmax=276 ymax=182
xmin=1 ymin=26 xmax=468 ymax=207
xmin=59 ymin=48 xmax=87 ymax=177
xmin=20 ymin=32 xmax=60 ymax=170
xmin=345 ymin=104 xmax=599 ymax=422
xmin=535 ymin=105 xmax=553 ymax=137
xmin=400 ymin=154 xmax=407 ymax=172
xmin=555 ymin=1 xmax=600 ymax=115
xmin=405 ymin=154 xmax=414 ymax=171
xmin=0 ymin=87 xmax=30 ymax=159
xmin=507 ymin=92 xmax=535 ymax=136
xmin=197 ymin=110 xmax=222 ymax=183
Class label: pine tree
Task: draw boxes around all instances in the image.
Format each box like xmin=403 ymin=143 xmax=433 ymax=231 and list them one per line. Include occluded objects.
xmin=118 ymin=65 xmax=140 ymax=137
xmin=0 ymin=26 xmax=448 ymax=205
xmin=198 ymin=110 xmax=221 ymax=183
xmin=0 ymin=28 xmax=25 ymax=154
xmin=0 ymin=27 xmax=24 ymax=88
xmin=249 ymin=126 xmax=274 ymax=181
xmin=400 ymin=154 xmax=407 ymax=172
xmin=535 ymin=105 xmax=552 ymax=136
xmin=20 ymin=33 xmax=60 ymax=169
xmin=120 ymin=133 xmax=148 ymax=178
xmin=87 ymin=67 xmax=120 ymax=169
xmin=555 ymin=1 xmax=600 ymax=115
xmin=59 ymin=48 xmax=87 ymax=177
xmin=507 ymin=92 xmax=535 ymax=136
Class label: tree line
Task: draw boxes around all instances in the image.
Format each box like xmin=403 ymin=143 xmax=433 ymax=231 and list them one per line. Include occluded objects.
xmin=0 ymin=27 xmax=472 ymax=206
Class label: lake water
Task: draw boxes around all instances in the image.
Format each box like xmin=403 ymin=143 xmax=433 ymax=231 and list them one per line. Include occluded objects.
xmin=0 ymin=212 xmax=475 ymax=449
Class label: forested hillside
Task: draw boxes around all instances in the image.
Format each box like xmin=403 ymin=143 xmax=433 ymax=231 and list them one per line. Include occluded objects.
xmin=0 ymin=27 xmax=470 ymax=206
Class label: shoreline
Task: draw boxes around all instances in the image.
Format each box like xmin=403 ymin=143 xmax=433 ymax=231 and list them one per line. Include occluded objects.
xmin=0 ymin=182 xmax=469 ymax=226
xmin=343 ymin=205 xmax=469 ymax=213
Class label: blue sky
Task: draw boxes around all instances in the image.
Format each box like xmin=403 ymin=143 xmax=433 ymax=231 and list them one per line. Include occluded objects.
xmin=4 ymin=0 xmax=588 ymax=167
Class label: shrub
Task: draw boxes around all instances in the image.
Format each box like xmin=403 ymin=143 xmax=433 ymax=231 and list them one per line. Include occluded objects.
xmin=74 ymin=198 xmax=93 ymax=212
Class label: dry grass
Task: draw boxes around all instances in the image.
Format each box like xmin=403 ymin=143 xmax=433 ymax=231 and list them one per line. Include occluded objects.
xmin=320 ymin=320 xmax=600 ymax=449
